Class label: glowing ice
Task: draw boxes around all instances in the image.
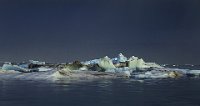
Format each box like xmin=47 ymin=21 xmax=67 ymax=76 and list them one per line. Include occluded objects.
xmin=98 ymin=56 xmax=116 ymax=70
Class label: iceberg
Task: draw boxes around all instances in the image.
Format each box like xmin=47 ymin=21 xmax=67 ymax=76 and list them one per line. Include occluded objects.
xmin=1 ymin=53 xmax=200 ymax=81
xmin=2 ymin=62 xmax=30 ymax=72
xmin=82 ymin=59 xmax=100 ymax=65
xmin=1 ymin=60 xmax=54 ymax=73
xmin=116 ymin=53 xmax=127 ymax=63
xmin=128 ymin=56 xmax=150 ymax=69
xmin=98 ymin=56 xmax=116 ymax=70
xmin=186 ymin=70 xmax=200 ymax=77
xmin=83 ymin=53 xmax=162 ymax=71
xmin=128 ymin=56 xmax=162 ymax=70
xmin=105 ymin=67 xmax=132 ymax=77
xmin=136 ymin=58 xmax=149 ymax=69
xmin=128 ymin=56 xmax=138 ymax=69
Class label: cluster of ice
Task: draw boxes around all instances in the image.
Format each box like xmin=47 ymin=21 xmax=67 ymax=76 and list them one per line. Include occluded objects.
xmin=52 ymin=53 xmax=168 ymax=79
xmin=94 ymin=53 xmax=162 ymax=71
xmin=1 ymin=61 xmax=53 ymax=73
xmin=1 ymin=53 xmax=200 ymax=81
xmin=82 ymin=53 xmax=161 ymax=71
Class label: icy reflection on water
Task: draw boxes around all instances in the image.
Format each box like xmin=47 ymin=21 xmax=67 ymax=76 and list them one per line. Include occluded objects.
xmin=1 ymin=78 xmax=200 ymax=106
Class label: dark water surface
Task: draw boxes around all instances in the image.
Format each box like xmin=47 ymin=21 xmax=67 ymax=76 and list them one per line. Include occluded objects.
xmin=1 ymin=78 xmax=200 ymax=106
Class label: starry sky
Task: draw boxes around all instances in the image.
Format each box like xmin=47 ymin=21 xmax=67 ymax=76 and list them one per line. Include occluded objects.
xmin=0 ymin=0 xmax=200 ymax=64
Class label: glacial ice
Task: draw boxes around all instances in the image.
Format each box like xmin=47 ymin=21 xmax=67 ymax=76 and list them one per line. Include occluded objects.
xmin=0 ymin=53 xmax=200 ymax=81
xmin=105 ymin=67 xmax=132 ymax=77
xmin=37 ymin=67 xmax=53 ymax=72
xmin=116 ymin=53 xmax=128 ymax=63
xmin=132 ymin=70 xmax=182 ymax=79
xmin=133 ymin=71 xmax=169 ymax=79
xmin=82 ymin=53 xmax=162 ymax=71
xmin=128 ymin=56 xmax=139 ymax=69
xmin=98 ymin=56 xmax=116 ymax=70
xmin=187 ymin=70 xmax=200 ymax=76
xmin=82 ymin=59 xmax=100 ymax=65
xmin=2 ymin=63 xmax=29 ymax=72
xmin=128 ymin=56 xmax=162 ymax=70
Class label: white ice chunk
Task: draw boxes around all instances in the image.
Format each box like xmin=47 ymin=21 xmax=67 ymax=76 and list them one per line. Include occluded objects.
xmin=82 ymin=59 xmax=100 ymax=65
xmin=134 ymin=71 xmax=169 ymax=79
xmin=117 ymin=53 xmax=127 ymax=63
xmin=38 ymin=67 xmax=53 ymax=72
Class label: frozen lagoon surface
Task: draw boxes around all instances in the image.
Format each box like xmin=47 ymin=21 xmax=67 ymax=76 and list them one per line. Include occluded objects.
xmin=1 ymin=65 xmax=200 ymax=106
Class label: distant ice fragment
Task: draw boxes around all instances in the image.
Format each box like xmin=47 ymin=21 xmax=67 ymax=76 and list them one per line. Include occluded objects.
xmin=29 ymin=60 xmax=45 ymax=65
xmin=37 ymin=67 xmax=53 ymax=72
xmin=82 ymin=59 xmax=100 ymax=65
xmin=133 ymin=70 xmax=180 ymax=79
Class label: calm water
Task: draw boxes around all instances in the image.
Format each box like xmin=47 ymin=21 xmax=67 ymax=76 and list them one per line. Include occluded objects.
xmin=1 ymin=78 xmax=200 ymax=106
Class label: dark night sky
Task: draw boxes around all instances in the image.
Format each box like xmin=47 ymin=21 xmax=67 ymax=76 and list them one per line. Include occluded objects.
xmin=0 ymin=0 xmax=200 ymax=64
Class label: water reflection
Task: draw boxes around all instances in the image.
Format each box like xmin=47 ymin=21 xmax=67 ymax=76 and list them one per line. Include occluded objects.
xmin=1 ymin=78 xmax=200 ymax=106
